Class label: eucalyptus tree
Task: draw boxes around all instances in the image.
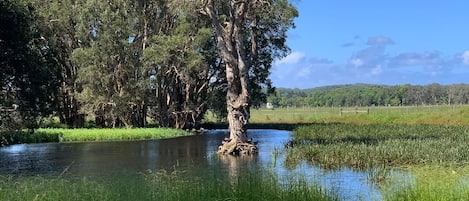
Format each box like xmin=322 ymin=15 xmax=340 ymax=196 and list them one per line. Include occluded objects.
xmin=28 ymin=0 xmax=85 ymax=127
xmin=0 ymin=0 xmax=61 ymax=131
xmin=142 ymin=3 xmax=214 ymax=129
xmin=72 ymin=0 xmax=144 ymax=127
xmin=201 ymin=0 xmax=297 ymax=155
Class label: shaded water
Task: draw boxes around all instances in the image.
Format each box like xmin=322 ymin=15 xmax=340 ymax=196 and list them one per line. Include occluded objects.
xmin=0 ymin=129 xmax=385 ymax=200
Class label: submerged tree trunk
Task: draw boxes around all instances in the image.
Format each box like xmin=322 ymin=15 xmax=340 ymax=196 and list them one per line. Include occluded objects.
xmin=203 ymin=0 xmax=258 ymax=155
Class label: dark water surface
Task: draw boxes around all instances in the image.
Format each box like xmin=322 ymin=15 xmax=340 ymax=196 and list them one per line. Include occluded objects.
xmin=0 ymin=129 xmax=383 ymax=200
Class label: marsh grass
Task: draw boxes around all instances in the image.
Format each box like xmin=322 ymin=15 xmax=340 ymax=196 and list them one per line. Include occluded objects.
xmin=383 ymin=166 xmax=469 ymax=201
xmin=286 ymin=124 xmax=469 ymax=169
xmin=0 ymin=169 xmax=337 ymax=201
xmin=37 ymin=128 xmax=190 ymax=142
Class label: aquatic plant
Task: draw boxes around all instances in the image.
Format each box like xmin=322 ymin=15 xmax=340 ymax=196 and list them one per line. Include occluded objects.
xmin=286 ymin=124 xmax=469 ymax=169
xmin=0 ymin=169 xmax=338 ymax=201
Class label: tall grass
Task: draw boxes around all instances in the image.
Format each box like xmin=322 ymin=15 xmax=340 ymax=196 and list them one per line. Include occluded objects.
xmin=383 ymin=166 xmax=469 ymax=201
xmin=286 ymin=124 xmax=469 ymax=169
xmin=37 ymin=128 xmax=190 ymax=142
xmin=0 ymin=169 xmax=337 ymax=201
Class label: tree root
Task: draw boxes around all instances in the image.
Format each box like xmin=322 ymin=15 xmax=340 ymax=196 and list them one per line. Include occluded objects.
xmin=218 ymin=138 xmax=258 ymax=156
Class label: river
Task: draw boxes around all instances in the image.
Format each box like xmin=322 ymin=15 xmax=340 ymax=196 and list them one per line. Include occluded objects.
xmin=0 ymin=129 xmax=384 ymax=200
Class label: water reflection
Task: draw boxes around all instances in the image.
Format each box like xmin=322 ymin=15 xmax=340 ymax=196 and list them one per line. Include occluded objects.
xmin=0 ymin=129 xmax=393 ymax=200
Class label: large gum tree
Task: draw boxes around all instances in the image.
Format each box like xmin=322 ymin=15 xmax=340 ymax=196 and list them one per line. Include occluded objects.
xmin=201 ymin=0 xmax=297 ymax=155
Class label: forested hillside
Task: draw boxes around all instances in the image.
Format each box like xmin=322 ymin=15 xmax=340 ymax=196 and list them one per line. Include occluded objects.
xmin=267 ymin=83 xmax=469 ymax=107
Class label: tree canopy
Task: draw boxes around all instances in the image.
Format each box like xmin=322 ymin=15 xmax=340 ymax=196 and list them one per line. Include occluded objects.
xmin=1 ymin=0 xmax=61 ymax=130
xmin=1 ymin=0 xmax=297 ymax=132
xmin=268 ymin=83 xmax=469 ymax=108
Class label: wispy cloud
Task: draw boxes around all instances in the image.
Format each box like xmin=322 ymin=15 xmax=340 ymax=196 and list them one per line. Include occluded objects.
xmin=462 ymin=50 xmax=469 ymax=65
xmin=389 ymin=52 xmax=443 ymax=67
xmin=347 ymin=45 xmax=387 ymax=69
xmin=366 ymin=36 xmax=394 ymax=46
xmin=341 ymin=42 xmax=354 ymax=48
xmin=274 ymin=51 xmax=305 ymax=65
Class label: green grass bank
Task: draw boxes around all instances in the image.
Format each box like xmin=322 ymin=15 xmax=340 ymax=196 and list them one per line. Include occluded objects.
xmin=1 ymin=128 xmax=191 ymax=146
xmin=0 ymin=170 xmax=337 ymax=201
xmin=38 ymin=128 xmax=191 ymax=142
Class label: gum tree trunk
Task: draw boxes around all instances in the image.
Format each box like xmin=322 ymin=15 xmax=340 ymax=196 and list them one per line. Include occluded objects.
xmin=203 ymin=0 xmax=258 ymax=155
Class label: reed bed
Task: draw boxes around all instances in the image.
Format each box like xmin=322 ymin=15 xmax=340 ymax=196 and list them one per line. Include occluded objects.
xmin=37 ymin=128 xmax=190 ymax=142
xmin=286 ymin=124 xmax=469 ymax=169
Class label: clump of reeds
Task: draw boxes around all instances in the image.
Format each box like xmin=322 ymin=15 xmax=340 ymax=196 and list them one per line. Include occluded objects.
xmin=286 ymin=124 xmax=469 ymax=169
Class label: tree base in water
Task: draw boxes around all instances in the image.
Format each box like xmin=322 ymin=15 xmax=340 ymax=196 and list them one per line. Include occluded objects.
xmin=218 ymin=138 xmax=258 ymax=156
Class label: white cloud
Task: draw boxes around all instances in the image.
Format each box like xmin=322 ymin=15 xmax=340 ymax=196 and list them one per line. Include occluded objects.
xmin=275 ymin=51 xmax=305 ymax=65
xmin=349 ymin=58 xmax=364 ymax=67
xmin=371 ymin=65 xmax=383 ymax=75
xmin=462 ymin=50 xmax=469 ymax=65
xmin=296 ymin=67 xmax=312 ymax=78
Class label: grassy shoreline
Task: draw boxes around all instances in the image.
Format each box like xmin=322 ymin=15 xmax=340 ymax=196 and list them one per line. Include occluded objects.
xmin=0 ymin=128 xmax=191 ymax=146
xmin=38 ymin=128 xmax=191 ymax=142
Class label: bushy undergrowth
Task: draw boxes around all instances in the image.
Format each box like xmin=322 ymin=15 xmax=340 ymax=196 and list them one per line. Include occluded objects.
xmin=0 ymin=131 xmax=59 ymax=146
xmin=286 ymin=124 xmax=469 ymax=169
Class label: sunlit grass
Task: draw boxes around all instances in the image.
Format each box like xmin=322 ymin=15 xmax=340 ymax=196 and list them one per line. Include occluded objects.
xmin=383 ymin=166 xmax=469 ymax=201
xmin=0 ymin=169 xmax=337 ymax=201
xmin=286 ymin=124 xmax=469 ymax=169
xmin=37 ymin=128 xmax=191 ymax=142
xmin=249 ymin=105 xmax=469 ymax=125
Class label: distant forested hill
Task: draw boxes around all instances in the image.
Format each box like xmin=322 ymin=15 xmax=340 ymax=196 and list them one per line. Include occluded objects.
xmin=267 ymin=83 xmax=469 ymax=107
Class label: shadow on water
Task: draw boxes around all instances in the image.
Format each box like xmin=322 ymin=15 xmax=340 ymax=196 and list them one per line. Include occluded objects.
xmin=0 ymin=129 xmax=405 ymax=200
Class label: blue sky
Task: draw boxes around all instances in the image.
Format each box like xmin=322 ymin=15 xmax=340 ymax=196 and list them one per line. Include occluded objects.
xmin=270 ymin=0 xmax=469 ymax=89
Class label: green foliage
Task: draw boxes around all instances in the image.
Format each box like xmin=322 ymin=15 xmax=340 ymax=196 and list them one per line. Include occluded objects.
xmin=0 ymin=0 xmax=61 ymax=130
xmin=270 ymin=84 xmax=469 ymax=108
xmin=0 ymin=131 xmax=60 ymax=146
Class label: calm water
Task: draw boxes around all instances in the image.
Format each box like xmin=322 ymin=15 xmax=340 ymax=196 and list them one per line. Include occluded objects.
xmin=0 ymin=129 xmax=384 ymax=200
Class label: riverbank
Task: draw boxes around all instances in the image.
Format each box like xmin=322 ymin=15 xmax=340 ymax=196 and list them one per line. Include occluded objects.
xmin=0 ymin=128 xmax=191 ymax=146
xmin=0 ymin=169 xmax=336 ymax=201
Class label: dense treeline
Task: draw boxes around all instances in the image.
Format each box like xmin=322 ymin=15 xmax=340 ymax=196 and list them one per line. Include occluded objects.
xmin=268 ymin=83 xmax=469 ymax=107
xmin=0 ymin=0 xmax=296 ymax=134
